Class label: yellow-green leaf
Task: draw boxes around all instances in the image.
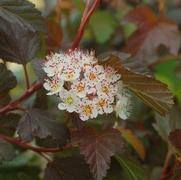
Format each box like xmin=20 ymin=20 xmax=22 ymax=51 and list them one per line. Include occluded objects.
xmin=117 ymin=128 xmax=145 ymax=160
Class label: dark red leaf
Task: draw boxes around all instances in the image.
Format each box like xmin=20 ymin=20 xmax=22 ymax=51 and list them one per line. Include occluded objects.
xmin=0 ymin=9 xmax=40 ymax=64
xmin=17 ymin=109 xmax=69 ymax=148
xmin=169 ymin=129 xmax=181 ymax=149
xmin=44 ymin=156 xmax=93 ymax=180
xmin=0 ymin=113 xmax=21 ymax=136
xmin=123 ymin=5 xmax=181 ymax=66
xmin=71 ymin=127 xmax=124 ymax=180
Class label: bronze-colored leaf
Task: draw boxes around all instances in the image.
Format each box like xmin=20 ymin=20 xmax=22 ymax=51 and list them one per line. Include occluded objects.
xmin=99 ymin=52 xmax=174 ymax=115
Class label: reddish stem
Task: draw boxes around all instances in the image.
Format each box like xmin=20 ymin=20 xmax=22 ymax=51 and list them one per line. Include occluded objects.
xmin=0 ymin=82 xmax=42 ymax=114
xmin=23 ymin=65 xmax=30 ymax=89
xmin=71 ymin=0 xmax=100 ymax=49
xmin=161 ymin=151 xmax=172 ymax=180
xmin=0 ymin=134 xmax=72 ymax=153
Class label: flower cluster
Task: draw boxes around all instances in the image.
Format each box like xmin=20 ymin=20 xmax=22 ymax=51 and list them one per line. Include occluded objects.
xmin=43 ymin=49 xmax=130 ymax=121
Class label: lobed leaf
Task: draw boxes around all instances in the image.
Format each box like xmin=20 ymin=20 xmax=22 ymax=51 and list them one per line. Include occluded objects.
xmin=17 ymin=109 xmax=69 ymax=147
xmin=0 ymin=63 xmax=17 ymax=93
xmin=0 ymin=0 xmax=45 ymax=32
xmin=99 ymin=52 xmax=174 ymax=115
xmin=153 ymin=106 xmax=181 ymax=142
xmin=123 ymin=5 xmax=181 ymax=66
xmin=0 ymin=113 xmax=20 ymax=136
xmin=44 ymin=156 xmax=93 ymax=180
xmin=71 ymin=127 xmax=124 ymax=180
xmin=0 ymin=8 xmax=40 ymax=64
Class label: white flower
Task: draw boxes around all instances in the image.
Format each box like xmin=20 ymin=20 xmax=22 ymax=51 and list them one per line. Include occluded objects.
xmin=115 ymin=93 xmax=130 ymax=120
xmin=105 ymin=66 xmax=121 ymax=83
xmin=43 ymin=77 xmax=63 ymax=95
xmin=96 ymin=80 xmax=117 ymax=98
xmin=58 ymin=89 xmax=79 ymax=113
xmin=43 ymin=49 xmax=131 ymax=121
xmin=43 ymin=53 xmax=63 ymax=77
xmin=78 ymin=99 xmax=98 ymax=121
xmin=71 ymin=79 xmax=88 ymax=98
xmin=84 ymin=65 xmax=104 ymax=87
xmin=96 ymin=95 xmax=113 ymax=115
xmin=60 ymin=66 xmax=81 ymax=81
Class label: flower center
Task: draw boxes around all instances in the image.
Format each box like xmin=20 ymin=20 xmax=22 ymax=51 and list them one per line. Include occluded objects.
xmin=65 ymin=96 xmax=74 ymax=105
xmin=98 ymin=99 xmax=107 ymax=108
xmin=89 ymin=72 xmax=97 ymax=80
xmin=77 ymin=83 xmax=85 ymax=92
xmin=51 ymin=84 xmax=59 ymax=92
xmin=102 ymin=85 xmax=109 ymax=94
xmin=83 ymin=105 xmax=92 ymax=116
xmin=65 ymin=72 xmax=74 ymax=80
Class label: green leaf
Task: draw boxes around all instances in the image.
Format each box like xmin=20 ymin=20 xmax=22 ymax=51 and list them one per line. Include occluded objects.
xmin=0 ymin=9 xmax=40 ymax=64
xmin=89 ymin=11 xmax=117 ymax=43
xmin=0 ymin=140 xmax=15 ymax=163
xmin=44 ymin=156 xmax=93 ymax=180
xmin=0 ymin=113 xmax=21 ymax=136
xmin=154 ymin=60 xmax=181 ymax=102
xmin=0 ymin=166 xmax=41 ymax=180
xmin=0 ymin=63 xmax=17 ymax=93
xmin=115 ymin=155 xmax=149 ymax=180
xmin=17 ymin=109 xmax=69 ymax=147
xmin=0 ymin=0 xmax=45 ymax=32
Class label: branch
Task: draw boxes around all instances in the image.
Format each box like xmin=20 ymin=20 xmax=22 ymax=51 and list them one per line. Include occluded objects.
xmin=161 ymin=150 xmax=172 ymax=180
xmin=71 ymin=0 xmax=100 ymax=49
xmin=0 ymin=134 xmax=72 ymax=153
xmin=23 ymin=65 xmax=30 ymax=89
xmin=0 ymin=82 xmax=42 ymax=114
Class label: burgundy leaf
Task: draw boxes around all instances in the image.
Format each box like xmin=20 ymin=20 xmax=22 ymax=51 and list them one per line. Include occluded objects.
xmin=71 ymin=127 xmax=124 ymax=180
xmin=169 ymin=129 xmax=181 ymax=149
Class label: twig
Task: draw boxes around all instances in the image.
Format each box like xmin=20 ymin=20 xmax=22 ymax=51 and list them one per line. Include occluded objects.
xmin=71 ymin=0 xmax=100 ymax=49
xmin=161 ymin=150 xmax=172 ymax=180
xmin=37 ymin=152 xmax=52 ymax=162
xmin=0 ymin=134 xmax=72 ymax=153
xmin=23 ymin=65 xmax=30 ymax=89
xmin=0 ymin=82 xmax=42 ymax=114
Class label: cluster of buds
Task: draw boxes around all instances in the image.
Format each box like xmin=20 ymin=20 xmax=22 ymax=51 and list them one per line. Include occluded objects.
xmin=43 ymin=49 xmax=130 ymax=121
